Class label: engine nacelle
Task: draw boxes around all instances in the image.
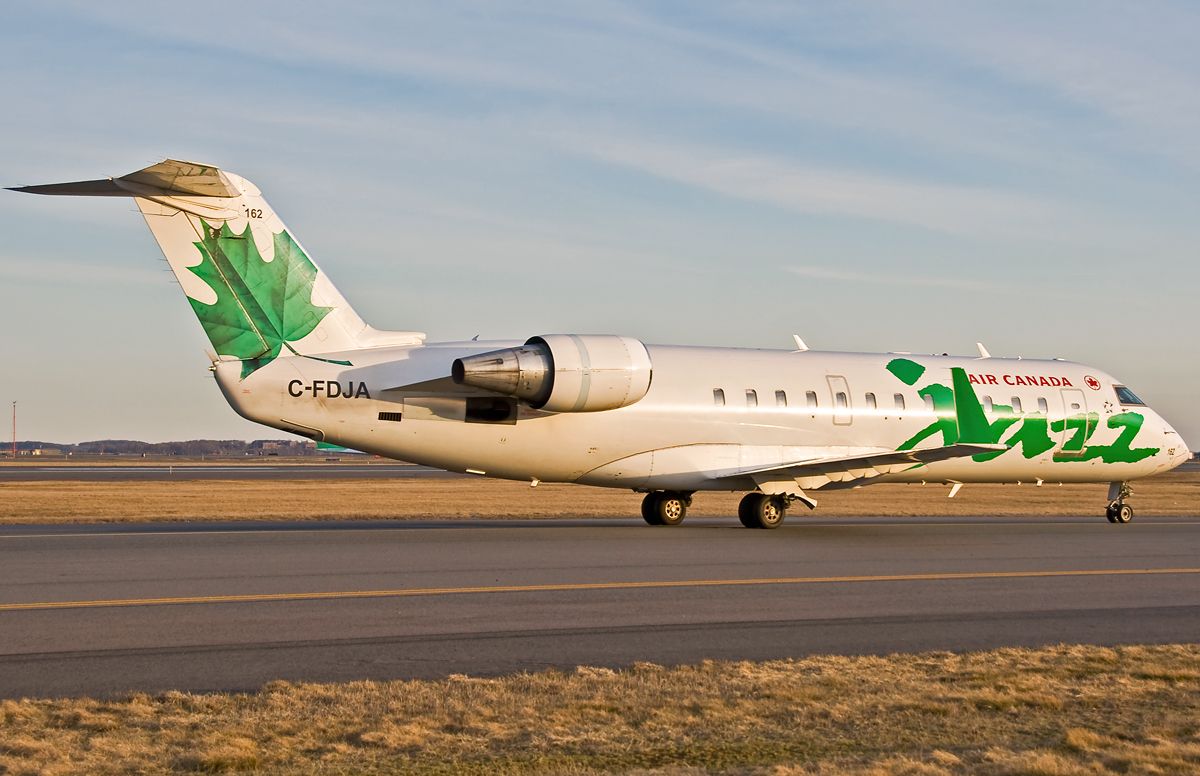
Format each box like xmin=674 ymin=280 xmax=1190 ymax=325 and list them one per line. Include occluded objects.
xmin=451 ymin=334 xmax=652 ymax=412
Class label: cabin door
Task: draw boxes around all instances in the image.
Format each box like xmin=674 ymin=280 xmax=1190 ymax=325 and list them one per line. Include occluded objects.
xmin=827 ymin=375 xmax=852 ymax=426
xmin=1058 ymin=388 xmax=1094 ymax=455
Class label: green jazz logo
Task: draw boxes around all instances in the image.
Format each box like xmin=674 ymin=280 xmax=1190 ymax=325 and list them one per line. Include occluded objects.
xmin=886 ymin=358 xmax=1158 ymax=464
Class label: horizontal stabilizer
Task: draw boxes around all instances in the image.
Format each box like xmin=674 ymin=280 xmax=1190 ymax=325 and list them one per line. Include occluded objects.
xmin=8 ymin=159 xmax=240 ymax=198
xmin=9 ymin=179 xmax=130 ymax=197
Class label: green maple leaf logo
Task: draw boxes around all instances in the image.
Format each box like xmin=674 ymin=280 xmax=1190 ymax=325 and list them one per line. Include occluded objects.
xmin=187 ymin=221 xmax=333 ymax=379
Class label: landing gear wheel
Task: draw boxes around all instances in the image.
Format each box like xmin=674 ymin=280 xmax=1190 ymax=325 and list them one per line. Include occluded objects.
xmin=738 ymin=493 xmax=787 ymax=529
xmin=1105 ymin=502 xmax=1133 ymax=524
xmin=1105 ymin=482 xmax=1134 ymax=524
xmin=657 ymin=492 xmax=688 ymax=526
xmin=642 ymin=492 xmax=689 ymax=526
xmin=641 ymin=493 xmax=663 ymax=525
xmin=737 ymin=494 xmax=757 ymax=528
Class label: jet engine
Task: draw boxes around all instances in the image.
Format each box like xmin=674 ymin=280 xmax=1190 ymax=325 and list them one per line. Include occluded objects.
xmin=451 ymin=335 xmax=652 ymax=412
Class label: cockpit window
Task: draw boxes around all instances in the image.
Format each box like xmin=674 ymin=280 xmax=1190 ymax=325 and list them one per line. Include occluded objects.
xmin=1114 ymin=385 xmax=1145 ymax=406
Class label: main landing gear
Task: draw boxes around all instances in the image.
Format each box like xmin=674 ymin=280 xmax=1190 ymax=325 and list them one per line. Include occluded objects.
xmin=1105 ymin=482 xmax=1134 ymax=524
xmin=638 ymin=491 xmax=798 ymax=528
xmin=641 ymin=491 xmax=693 ymax=526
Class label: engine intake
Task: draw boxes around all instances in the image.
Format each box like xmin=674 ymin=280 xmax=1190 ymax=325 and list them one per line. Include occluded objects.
xmin=451 ymin=335 xmax=652 ymax=412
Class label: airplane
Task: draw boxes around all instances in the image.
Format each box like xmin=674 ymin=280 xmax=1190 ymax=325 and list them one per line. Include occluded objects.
xmin=10 ymin=159 xmax=1191 ymax=527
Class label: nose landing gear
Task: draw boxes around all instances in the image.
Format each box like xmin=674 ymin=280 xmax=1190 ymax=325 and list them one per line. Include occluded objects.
xmin=1105 ymin=482 xmax=1134 ymax=524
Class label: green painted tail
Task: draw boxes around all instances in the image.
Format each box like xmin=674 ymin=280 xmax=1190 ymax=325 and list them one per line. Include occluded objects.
xmin=11 ymin=159 xmax=425 ymax=378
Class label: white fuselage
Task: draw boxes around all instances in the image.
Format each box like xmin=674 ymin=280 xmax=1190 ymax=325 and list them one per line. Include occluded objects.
xmin=215 ymin=341 xmax=1190 ymax=492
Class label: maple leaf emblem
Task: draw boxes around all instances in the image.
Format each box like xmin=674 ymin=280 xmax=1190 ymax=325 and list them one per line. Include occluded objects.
xmin=187 ymin=222 xmax=333 ymax=379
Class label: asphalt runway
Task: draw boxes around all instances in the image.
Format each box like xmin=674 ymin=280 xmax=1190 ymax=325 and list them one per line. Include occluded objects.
xmin=0 ymin=463 xmax=460 ymax=481
xmin=1 ymin=516 xmax=1198 ymax=699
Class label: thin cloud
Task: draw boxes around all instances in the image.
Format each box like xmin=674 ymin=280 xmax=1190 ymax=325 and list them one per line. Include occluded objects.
xmin=550 ymin=130 xmax=1069 ymax=237
xmin=53 ymin=2 xmax=568 ymax=94
xmin=875 ymin=3 xmax=1200 ymax=168
xmin=786 ymin=265 xmax=994 ymax=292
xmin=0 ymin=258 xmax=164 ymax=287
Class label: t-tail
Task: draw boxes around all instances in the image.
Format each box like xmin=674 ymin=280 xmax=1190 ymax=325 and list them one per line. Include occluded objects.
xmin=9 ymin=159 xmax=423 ymax=378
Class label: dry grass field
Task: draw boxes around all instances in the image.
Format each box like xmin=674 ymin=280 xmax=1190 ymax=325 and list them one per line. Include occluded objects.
xmin=0 ymin=468 xmax=1195 ymax=523
xmin=1 ymin=644 xmax=1197 ymax=775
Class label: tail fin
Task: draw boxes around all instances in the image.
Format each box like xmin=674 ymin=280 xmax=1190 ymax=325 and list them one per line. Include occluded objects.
xmin=10 ymin=159 xmax=423 ymax=377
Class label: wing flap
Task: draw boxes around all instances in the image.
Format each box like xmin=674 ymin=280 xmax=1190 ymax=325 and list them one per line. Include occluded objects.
xmin=724 ymin=443 xmax=1007 ymax=494
xmin=742 ymin=443 xmax=1006 ymax=478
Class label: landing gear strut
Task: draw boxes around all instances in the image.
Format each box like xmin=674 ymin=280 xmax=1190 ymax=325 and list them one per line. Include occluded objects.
xmin=1105 ymin=482 xmax=1133 ymax=524
xmin=641 ymin=491 xmax=692 ymax=526
xmin=738 ymin=493 xmax=788 ymax=529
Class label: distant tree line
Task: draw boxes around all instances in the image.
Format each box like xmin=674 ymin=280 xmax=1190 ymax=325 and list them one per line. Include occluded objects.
xmin=4 ymin=439 xmax=319 ymax=456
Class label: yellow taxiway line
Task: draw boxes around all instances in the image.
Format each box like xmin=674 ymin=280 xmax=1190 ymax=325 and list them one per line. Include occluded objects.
xmin=1 ymin=568 xmax=1198 ymax=613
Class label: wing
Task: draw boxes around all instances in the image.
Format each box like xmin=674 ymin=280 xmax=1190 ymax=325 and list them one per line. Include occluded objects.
xmin=718 ymin=443 xmax=1007 ymax=501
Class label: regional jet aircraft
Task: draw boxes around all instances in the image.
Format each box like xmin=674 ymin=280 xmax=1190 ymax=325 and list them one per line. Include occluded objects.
xmin=11 ymin=160 xmax=1190 ymax=527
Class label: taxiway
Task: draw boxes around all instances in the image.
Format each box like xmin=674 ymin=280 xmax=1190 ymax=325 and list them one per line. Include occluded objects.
xmin=1 ymin=516 xmax=1197 ymax=698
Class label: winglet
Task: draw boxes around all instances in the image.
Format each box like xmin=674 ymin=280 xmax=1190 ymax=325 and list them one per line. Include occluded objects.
xmin=792 ymin=334 xmax=809 ymax=352
xmin=976 ymin=342 xmax=991 ymax=359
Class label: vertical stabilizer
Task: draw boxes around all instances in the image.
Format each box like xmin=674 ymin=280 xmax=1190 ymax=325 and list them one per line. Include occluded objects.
xmin=10 ymin=159 xmax=424 ymax=378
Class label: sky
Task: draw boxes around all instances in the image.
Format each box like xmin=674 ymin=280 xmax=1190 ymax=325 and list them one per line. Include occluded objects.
xmin=1 ymin=1 xmax=1197 ymax=445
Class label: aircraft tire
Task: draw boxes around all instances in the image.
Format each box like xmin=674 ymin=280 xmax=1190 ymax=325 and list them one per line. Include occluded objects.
xmin=655 ymin=492 xmax=688 ymax=526
xmin=1114 ymin=504 xmax=1134 ymax=524
xmin=641 ymin=493 xmax=663 ymax=525
xmin=1105 ymin=506 xmax=1119 ymax=523
xmin=739 ymin=493 xmax=786 ymax=529
xmin=737 ymin=493 xmax=758 ymax=527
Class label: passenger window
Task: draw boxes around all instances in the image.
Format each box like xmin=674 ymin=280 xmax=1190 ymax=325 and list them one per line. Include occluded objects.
xmin=835 ymin=392 xmax=848 ymax=409
xmin=1011 ymin=397 xmax=1023 ymax=413
xmin=983 ymin=396 xmax=993 ymax=412
xmin=923 ymin=395 xmax=934 ymax=411
xmin=775 ymin=390 xmax=787 ymax=407
xmin=1070 ymin=402 xmax=1081 ymax=412
xmin=894 ymin=393 xmax=905 ymax=410
xmin=746 ymin=389 xmax=758 ymax=407
xmin=865 ymin=392 xmax=876 ymax=409
xmin=1037 ymin=397 xmax=1048 ymax=414
xmin=806 ymin=391 xmax=818 ymax=408
xmin=713 ymin=389 xmax=725 ymax=406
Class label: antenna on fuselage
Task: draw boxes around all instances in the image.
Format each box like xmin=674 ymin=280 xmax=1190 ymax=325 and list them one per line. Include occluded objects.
xmin=792 ymin=334 xmax=809 ymax=352
xmin=975 ymin=342 xmax=991 ymax=359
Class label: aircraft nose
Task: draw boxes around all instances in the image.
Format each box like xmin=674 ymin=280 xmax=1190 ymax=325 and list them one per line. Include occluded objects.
xmin=1167 ymin=429 xmax=1191 ymax=468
